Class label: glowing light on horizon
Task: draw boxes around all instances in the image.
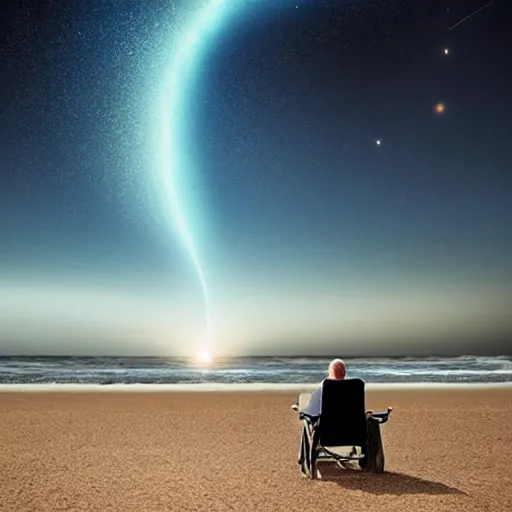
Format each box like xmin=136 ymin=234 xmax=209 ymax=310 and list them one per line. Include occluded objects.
xmin=197 ymin=346 xmax=214 ymax=365
xmin=155 ymin=0 xmax=232 ymax=356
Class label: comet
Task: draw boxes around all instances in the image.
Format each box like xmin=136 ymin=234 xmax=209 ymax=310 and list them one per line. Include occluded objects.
xmin=155 ymin=0 xmax=234 ymax=358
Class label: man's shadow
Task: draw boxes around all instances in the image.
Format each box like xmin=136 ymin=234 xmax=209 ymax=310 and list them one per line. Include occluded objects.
xmin=316 ymin=463 xmax=467 ymax=496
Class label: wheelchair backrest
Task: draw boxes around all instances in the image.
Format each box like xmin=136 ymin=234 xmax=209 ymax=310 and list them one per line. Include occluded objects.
xmin=319 ymin=378 xmax=368 ymax=447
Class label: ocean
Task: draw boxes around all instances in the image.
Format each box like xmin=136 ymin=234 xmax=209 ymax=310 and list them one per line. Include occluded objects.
xmin=0 ymin=355 xmax=511 ymax=385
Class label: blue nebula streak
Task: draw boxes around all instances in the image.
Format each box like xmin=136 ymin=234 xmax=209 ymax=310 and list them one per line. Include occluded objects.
xmin=156 ymin=1 xmax=232 ymax=352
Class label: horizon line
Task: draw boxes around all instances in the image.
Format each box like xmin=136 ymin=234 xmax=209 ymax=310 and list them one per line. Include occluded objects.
xmin=1 ymin=353 xmax=510 ymax=359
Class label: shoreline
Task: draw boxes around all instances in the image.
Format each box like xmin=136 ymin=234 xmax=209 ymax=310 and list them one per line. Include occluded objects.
xmin=1 ymin=381 xmax=512 ymax=392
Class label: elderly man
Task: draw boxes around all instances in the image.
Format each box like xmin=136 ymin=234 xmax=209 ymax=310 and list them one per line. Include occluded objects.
xmin=301 ymin=358 xmax=346 ymax=415
xmin=295 ymin=358 xmax=347 ymax=476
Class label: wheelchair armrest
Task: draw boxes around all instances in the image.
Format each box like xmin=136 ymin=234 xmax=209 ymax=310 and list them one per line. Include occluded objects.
xmin=367 ymin=407 xmax=393 ymax=424
xmin=291 ymin=404 xmax=320 ymax=424
xmin=299 ymin=412 xmax=320 ymax=423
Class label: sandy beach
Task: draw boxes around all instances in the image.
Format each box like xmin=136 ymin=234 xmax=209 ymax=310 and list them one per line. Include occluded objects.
xmin=1 ymin=387 xmax=511 ymax=512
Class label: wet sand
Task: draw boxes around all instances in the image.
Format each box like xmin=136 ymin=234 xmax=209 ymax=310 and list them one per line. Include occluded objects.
xmin=1 ymin=388 xmax=511 ymax=511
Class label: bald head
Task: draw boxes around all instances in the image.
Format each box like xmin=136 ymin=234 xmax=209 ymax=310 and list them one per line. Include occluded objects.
xmin=328 ymin=358 xmax=346 ymax=380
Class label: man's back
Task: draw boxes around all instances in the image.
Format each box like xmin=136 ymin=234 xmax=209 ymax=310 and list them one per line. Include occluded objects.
xmin=300 ymin=358 xmax=347 ymax=415
xmin=302 ymin=385 xmax=323 ymax=415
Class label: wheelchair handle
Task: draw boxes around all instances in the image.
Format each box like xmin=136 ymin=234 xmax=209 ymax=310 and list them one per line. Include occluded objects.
xmin=367 ymin=407 xmax=393 ymax=424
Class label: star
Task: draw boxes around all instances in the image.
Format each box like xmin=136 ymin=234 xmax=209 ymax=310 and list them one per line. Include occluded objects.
xmin=435 ymin=103 xmax=446 ymax=114
xmin=444 ymin=48 xmax=449 ymax=55
xmin=376 ymin=139 xmax=382 ymax=146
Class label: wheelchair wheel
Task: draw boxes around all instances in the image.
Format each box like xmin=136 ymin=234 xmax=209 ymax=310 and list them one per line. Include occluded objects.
xmin=361 ymin=417 xmax=385 ymax=472
xmin=373 ymin=426 xmax=385 ymax=473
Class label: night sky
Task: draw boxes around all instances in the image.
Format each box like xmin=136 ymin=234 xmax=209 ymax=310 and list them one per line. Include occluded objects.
xmin=1 ymin=0 xmax=511 ymax=357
